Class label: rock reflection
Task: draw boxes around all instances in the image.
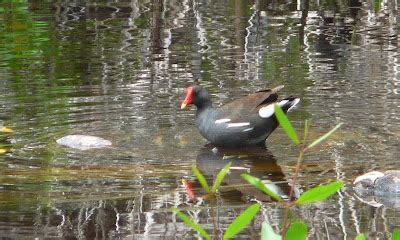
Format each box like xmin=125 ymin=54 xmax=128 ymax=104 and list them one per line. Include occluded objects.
xmin=354 ymin=192 xmax=400 ymax=209
xmin=195 ymin=144 xmax=292 ymax=202
xmin=353 ymin=170 xmax=400 ymax=208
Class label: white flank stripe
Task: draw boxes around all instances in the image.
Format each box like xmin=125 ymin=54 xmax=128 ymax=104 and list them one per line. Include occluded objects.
xmin=229 ymin=167 xmax=249 ymax=170
xmin=259 ymin=104 xmax=275 ymax=118
xmin=211 ymin=147 xmax=218 ymax=154
xmin=242 ymin=127 xmax=254 ymax=132
xmin=227 ymin=122 xmax=250 ymax=128
xmin=215 ymin=118 xmax=231 ymax=124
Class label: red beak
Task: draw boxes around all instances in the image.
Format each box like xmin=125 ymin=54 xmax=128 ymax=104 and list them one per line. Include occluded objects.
xmin=181 ymin=86 xmax=193 ymax=109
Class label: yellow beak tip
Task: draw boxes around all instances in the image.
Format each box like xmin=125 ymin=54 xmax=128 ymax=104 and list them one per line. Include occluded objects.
xmin=181 ymin=103 xmax=187 ymax=109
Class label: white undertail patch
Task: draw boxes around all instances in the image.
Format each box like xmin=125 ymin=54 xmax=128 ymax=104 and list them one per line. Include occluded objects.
xmin=258 ymin=104 xmax=275 ymax=118
xmin=287 ymin=98 xmax=300 ymax=112
xmin=259 ymin=98 xmax=301 ymax=118
xmin=278 ymin=100 xmax=289 ymax=107
xmin=215 ymin=118 xmax=231 ymax=124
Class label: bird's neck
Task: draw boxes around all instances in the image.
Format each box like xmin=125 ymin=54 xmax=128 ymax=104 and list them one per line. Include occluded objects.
xmin=195 ymin=103 xmax=214 ymax=123
xmin=194 ymin=89 xmax=213 ymax=112
xmin=195 ymin=99 xmax=212 ymax=112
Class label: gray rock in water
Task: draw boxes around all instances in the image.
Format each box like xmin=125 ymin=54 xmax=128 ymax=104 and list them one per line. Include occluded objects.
xmin=354 ymin=170 xmax=400 ymax=207
xmin=56 ymin=135 xmax=112 ymax=150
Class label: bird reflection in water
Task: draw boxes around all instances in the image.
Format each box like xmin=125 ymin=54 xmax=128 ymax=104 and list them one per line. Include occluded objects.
xmin=183 ymin=145 xmax=295 ymax=202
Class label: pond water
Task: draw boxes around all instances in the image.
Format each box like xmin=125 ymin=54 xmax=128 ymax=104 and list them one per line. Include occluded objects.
xmin=1 ymin=0 xmax=400 ymax=239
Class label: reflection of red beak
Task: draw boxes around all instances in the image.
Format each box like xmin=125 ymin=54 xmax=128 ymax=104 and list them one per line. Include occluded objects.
xmin=182 ymin=179 xmax=195 ymax=200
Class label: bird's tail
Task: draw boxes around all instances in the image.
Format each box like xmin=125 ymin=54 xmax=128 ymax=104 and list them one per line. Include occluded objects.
xmin=258 ymin=97 xmax=300 ymax=118
xmin=278 ymin=97 xmax=300 ymax=113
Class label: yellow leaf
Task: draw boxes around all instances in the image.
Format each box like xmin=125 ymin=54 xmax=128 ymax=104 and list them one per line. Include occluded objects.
xmin=0 ymin=127 xmax=14 ymax=133
xmin=0 ymin=149 xmax=7 ymax=154
xmin=179 ymin=136 xmax=188 ymax=147
xmin=154 ymin=135 xmax=163 ymax=146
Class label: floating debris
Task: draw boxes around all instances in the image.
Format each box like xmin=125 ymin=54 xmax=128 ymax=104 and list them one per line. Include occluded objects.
xmin=0 ymin=127 xmax=13 ymax=133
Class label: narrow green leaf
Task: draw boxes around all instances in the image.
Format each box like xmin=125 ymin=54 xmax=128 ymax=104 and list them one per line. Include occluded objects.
xmin=306 ymin=123 xmax=343 ymax=150
xmin=192 ymin=166 xmax=210 ymax=193
xmin=355 ymin=233 xmax=366 ymax=240
xmin=295 ymin=181 xmax=344 ymax=205
xmin=261 ymin=222 xmax=282 ymax=240
xmin=274 ymin=104 xmax=300 ymax=145
xmin=393 ymin=229 xmax=400 ymax=240
xmin=241 ymin=174 xmax=283 ymax=202
xmin=173 ymin=209 xmax=211 ymax=240
xmin=211 ymin=162 xmax=231 ymax=193
xmin=374 ymin=0 xmax=381 ymax=12
xmin=223 ymin=203 xmax=260 ymax=239
xmin=285 ymin=221 xmax=308 ymax=240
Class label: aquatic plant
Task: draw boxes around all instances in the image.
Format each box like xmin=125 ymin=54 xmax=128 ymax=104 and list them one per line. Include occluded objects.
xmin=175 ymin=104 xmax=344 ymax=239
xmin=173 ymin=202 xmax=260 ymax=240
xmin=192 ymin=162 xmax=231 ymax=195
xmin=356 ymin=228 xmax=400 ymax=240
xmin=174 ymin=162 xmax=260 ymax=239
xmin=243 ymin=104 xmax=343 ymax=239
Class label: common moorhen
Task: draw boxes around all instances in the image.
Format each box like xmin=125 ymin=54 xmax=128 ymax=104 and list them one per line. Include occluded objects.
xmin=181 ymin=85 xmax=300 ymax=147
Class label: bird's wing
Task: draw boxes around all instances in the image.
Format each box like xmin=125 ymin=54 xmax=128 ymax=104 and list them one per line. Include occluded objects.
xmin=218 ymin=87 xmax=282 ymax=115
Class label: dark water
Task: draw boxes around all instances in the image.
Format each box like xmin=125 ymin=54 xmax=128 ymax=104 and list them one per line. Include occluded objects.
xmin=1 ymin=0 xmax=400 ymax=239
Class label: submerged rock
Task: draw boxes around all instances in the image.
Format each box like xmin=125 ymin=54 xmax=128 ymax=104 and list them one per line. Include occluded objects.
xmin=56 ymin=135 xmax=112 ymax=150
xmin=354 ymin=170 xmax=400 ymax=207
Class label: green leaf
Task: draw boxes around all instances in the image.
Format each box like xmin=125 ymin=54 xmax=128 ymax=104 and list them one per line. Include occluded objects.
xmin=173 ymin=209 xmax=211 ymax=240
xmin=211 ymin=162 xmax=231 ymax=193
xmin=355 ymin=233 xmax=366 ymax=240
xmin=192 ymin=166 xmax=210 ymax=193
xmin=240 ymin=174 xmax=283 ymax=202
xmin=261 ymin=222 xmax=282 ymax=240
xmin=223 ymin=203 xmax=260 ymax=239
xmin=285 ymin=221 xmax=308 ymax=240
xmin=374 ymin=0 xmax=381 ymax=12
xmin=274 ymin=104 xmax=300 ymax=145
xmin=393 ymin=229 xmax=400 ymax=240
xmin=295 ymin=181 xmax=344 ymax=205
xmin=306 ymin=123 xmax=343 ymax=150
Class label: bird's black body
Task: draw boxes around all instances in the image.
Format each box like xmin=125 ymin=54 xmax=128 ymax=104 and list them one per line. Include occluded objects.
xmin=181 ymin=85 xmax=299 ymax=147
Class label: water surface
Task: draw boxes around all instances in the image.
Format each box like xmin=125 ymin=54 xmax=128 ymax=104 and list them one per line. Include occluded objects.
xmin=1 ymin=0 xmax=400 ymax=239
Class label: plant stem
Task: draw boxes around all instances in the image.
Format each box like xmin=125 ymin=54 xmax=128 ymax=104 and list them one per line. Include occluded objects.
xmin=281 ymin=145 xmax=305 ymax=238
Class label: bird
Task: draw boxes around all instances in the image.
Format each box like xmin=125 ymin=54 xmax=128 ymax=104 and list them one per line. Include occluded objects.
xmin=181 ymin=85 xmax=300 ymax=147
